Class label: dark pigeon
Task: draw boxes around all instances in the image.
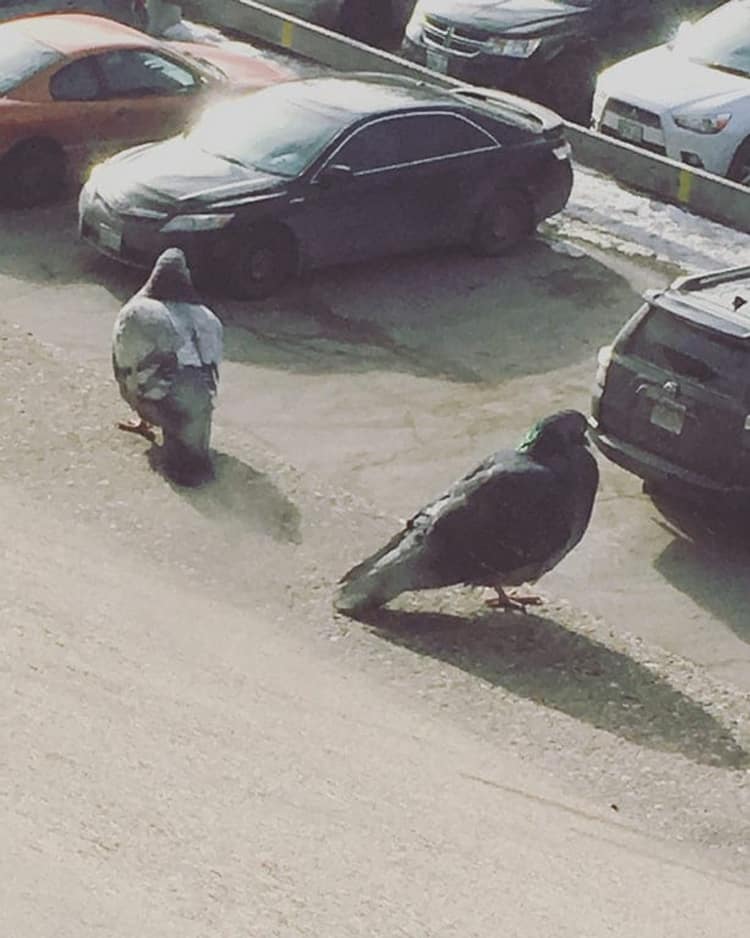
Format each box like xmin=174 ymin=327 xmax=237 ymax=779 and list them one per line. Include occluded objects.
xmin=112 ymin=248 xmax=223 ymax=485
xmin=335 ymin=410 xmax=599 ymax=615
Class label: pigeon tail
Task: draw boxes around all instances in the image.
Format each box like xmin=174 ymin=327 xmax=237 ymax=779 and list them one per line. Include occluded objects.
xmin=334 ymin=529 xmax=433 ymax=615
xmin=159 ymin=368 xmax=215 ymax=486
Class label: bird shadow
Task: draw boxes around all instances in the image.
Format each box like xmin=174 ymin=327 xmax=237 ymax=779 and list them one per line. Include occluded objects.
xmin=353 ymin=605 xmax=748 ymax=770
xmin=148 ymin=447 xmax=301 ymax=544
xmin=649 ymin=489 xmax=750 ymax=645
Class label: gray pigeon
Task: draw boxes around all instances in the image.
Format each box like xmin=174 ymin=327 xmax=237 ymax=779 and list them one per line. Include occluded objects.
xmin=335 ymin=410 xmax=598 ymax=615
xmin=112 ymin=248 xmax=223 ymax=485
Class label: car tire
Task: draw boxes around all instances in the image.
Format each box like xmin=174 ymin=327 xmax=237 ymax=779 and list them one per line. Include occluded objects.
xmin=471 ymin=189 xmax=533 ymax=256
xmin=543 ymin=50 xmax=597 ymax=125
xmin=728 ymin=138 xmax=750 ymax=186
xmin=225 ymin=225 xmax=296 ymax=300
xmin=0 ymin=138 xmax=66 ymax=208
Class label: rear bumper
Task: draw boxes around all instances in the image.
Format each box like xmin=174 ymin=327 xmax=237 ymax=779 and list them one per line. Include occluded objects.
xmin=588 ymin=419 xmax=749 ymax=499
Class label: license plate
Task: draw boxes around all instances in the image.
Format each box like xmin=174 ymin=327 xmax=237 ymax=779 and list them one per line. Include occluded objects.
xmin=426 ymin=49 xmax=449 ymax=74
xmin=98 ymin=223 xmax=122 ymax=253
xmin=650 ymin=401 xmax=685 ymax=435
xmin=617 ymin=117 xmax=643 ymax=143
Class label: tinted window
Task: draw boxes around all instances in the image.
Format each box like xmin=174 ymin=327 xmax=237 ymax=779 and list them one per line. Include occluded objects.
xmin=400 ymin=113 xmax=496 ymax=160
xmin=336 ymin=113 xmax=495 ymax=172
xmin=0 ymin=31 xmax=63 ymax=94
xmin=627 ymin=306 xmax=750 ymax=396
xmin=96 ymin=50 xmax=198 ymax=97
xmin=50 ymin=57 xmax=101 ymax=101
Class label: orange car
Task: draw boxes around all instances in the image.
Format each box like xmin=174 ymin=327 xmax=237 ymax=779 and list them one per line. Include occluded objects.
xmin=0 ymin=13 xmax=294 ymax=207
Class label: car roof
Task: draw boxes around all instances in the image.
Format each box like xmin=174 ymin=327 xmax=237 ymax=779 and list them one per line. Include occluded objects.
xmin=650 ymin=265 xmax=750 ymax=339
xmin=272 ymin=73 xmax=555 ymax=132
xmin=281 ymin=73 xmax=462 ymax=117
xmin=6 ymin=12 xmax=158 ymax=55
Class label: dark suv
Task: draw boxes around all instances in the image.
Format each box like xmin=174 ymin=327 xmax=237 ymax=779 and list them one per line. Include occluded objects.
xmin=590 ymin=265 xmax=750 ymax=499
xmin=401 ymin=1 xmax=707 ymax=124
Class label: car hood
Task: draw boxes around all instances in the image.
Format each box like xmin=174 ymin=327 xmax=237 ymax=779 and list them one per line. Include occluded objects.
xmin=419 ymin=0 xmax=587 ymax=34
xmin=599 ymin=45 xmax=750 ymax=112
xmin=93 ymin=137 xmax=286 ymax=209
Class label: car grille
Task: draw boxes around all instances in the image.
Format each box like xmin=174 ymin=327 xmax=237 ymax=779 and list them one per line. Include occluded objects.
xmin=600 ymin=126 xmax=667 ymax=157
xmin=423 ymin=16 xmax=488 ymax=54
xmin=604 ymin=98 xmax=662 ymax=129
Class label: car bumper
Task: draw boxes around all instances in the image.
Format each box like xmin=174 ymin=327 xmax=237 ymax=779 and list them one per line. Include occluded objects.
xmin=79 ymin=188 xmax=223 ymax=273
xmin=592 ymin=90 xmax=740 ymax=177
xmin=401 ymin=37 xmax=536 ymax=93
xmin=588 ymin=419 xmax=750 ymax=499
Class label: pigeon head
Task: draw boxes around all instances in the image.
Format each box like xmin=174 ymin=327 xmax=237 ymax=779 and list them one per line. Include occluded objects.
xmin=140 ymin=248 xmax=201 ymax=303
xmin=517 ymin=410 xmax=589 ymax=459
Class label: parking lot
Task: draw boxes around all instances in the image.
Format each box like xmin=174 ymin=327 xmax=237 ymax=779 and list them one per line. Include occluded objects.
xmin=4 ymin=189 xmax=750 ymax=690
xmin=3 ymin=9 xmax=750 ymax=932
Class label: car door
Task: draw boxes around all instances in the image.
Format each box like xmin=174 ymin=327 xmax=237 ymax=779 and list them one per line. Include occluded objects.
xmin=45 ymin=48 xmax=204 ymax=174
xmin=92 ymin=48 xmax=205 ymax=148
xmin=294 ymin=111 xmax=500 ymax=267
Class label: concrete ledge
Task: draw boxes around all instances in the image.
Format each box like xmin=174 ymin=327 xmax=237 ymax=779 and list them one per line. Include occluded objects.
xmin=182 ymin=0 xmax=750 ymax=234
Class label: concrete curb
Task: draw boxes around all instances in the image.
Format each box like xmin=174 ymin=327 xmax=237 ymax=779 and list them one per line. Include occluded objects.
xmin=182 ymin=0 xmax=750 ymax=234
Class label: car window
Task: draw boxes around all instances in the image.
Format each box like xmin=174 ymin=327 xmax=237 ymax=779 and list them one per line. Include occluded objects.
xmin=335 ymin=113 xmax=495 ymax=173
xmin=627 ymin=306 xmax=750 ymax=397
xmin=95 ymin=50 xmax=199 ymax=98
xmin=0 ymin=30 xmax=63 ymax=94
xmin=674 ymin=2 xmax=750 ymax=78
xmin=49 ymin=57 xmax=102 ymax=102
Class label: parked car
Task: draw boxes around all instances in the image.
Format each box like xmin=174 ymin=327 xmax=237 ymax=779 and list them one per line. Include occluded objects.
xmin=590 ymin=264 xmax=750 ymax=499
xmin=0 ymin=13 xmax=292 ymax=207
xmin=78 ymin=72 xmax=574 ymax=298
xmin=593 ymin=0 xmax=750 ymax=183
xmin=400 ymin=0 xmax=669 ymax=123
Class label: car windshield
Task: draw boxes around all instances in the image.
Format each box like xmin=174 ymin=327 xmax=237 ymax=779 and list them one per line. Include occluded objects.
xmin=672 ymin=2 xmax=750 ymax=78
xmin=627 ymin=306 xmax=750 ymax=398
xmin=188 ymin=92 xmax=349 ymax=177
xmin=0 ymin=31 xmax=63 ymax=95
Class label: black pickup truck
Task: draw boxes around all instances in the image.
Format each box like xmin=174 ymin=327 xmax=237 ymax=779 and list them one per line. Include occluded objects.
xmin=401 ymin=1 xmax=719 ymax=123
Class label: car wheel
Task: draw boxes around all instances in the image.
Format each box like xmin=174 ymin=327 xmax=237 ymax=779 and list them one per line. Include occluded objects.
xmin=728 ymin=138 xmax=750 ymax=186
xmin=0 ymin=139 xmax=66 ymax=208
xmin=543 ymin=50 xmax=597 ymax=125
xmin=471 ymin=189 xmax=533 ymax=256
xmin=225 ymin=226 xmax=296 ymax=300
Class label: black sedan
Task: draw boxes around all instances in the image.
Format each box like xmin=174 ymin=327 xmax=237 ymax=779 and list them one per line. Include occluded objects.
xmin=79 ymin=73 xmax=574 ymax=298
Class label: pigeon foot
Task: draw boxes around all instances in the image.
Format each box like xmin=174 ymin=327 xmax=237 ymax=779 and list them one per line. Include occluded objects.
xmin=485 ymin=587 xmax=543 ymax=613
xmin=117 ymin=418 xmax=156 ymax=442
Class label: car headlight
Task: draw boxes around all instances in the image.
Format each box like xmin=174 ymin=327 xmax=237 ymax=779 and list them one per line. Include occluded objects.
xmin=672 ymin=111 xmax=731 ymax=134
xmin=160 ymin=213 xmax=234 ymax=233
xmin=405 ymin=0 xmax=426 ymax=39
xmin=485 ymin=37 xmax=541 ymax=58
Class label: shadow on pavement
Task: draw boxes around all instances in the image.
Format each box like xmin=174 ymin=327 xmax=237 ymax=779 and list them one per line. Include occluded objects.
xmin=355 ymin=605 xmax=748 ymax=770
xmin=0 ymin=200 xmax=639 ymax=386
xmin=650 ymin=491 xmax=750 ymax=646
xmin=148 ymin=447 xmax=301 ymax=544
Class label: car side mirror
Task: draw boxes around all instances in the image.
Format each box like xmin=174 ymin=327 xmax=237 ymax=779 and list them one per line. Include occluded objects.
xmin=318 ymin=164 xmax=354 ymax=187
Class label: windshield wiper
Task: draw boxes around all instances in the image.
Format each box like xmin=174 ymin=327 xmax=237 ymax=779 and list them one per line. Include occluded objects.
xmin=197 ymin=145 xmax=247 ymax=169
xmin=701 ymin=61 xmax=750 ymax=79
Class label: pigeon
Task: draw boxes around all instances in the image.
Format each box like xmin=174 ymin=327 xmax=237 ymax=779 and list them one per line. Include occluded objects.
xmin=335 ymin=410 xmax=598 ymax=615
xmin=112 ymin=248 xmax=223 ymax=485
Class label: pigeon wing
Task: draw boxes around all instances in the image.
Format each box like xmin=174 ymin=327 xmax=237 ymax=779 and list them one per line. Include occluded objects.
xmin=419 ymin=451 xmax=573 ymax=585
xmin=112 ymin=297 xmax=182 ymax=404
